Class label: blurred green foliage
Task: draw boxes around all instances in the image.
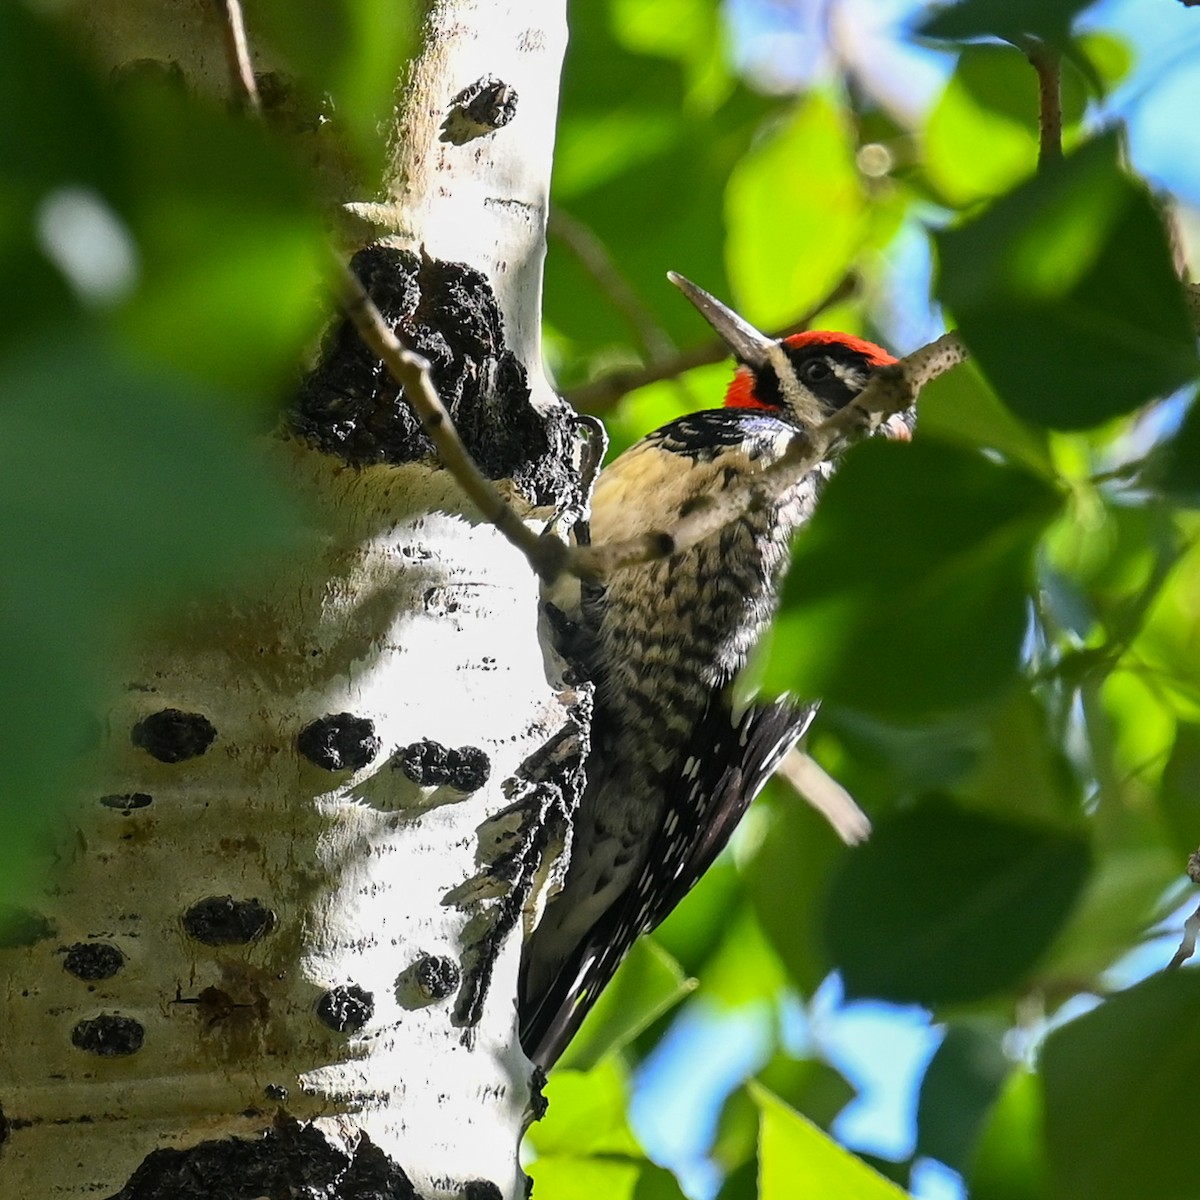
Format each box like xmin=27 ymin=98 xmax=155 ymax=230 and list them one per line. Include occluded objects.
xmin=0 ymin=3 xmax=324 ymax=903
xmin=538 ymin=0 xmax=1200 ymax=1197
xmin=5 ymin=0 xmax=1200 ymax=1196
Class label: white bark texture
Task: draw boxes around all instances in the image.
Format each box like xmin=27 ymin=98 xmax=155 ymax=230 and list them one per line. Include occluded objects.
xmin=0 ymin=2 xmax=574 ymax=1197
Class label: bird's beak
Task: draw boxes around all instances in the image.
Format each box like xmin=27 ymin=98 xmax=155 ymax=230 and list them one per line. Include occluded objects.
xmin=668 ymin=272 xmax=776 ymax=371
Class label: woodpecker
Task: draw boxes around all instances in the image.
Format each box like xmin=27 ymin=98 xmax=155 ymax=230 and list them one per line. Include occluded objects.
xmin=519 ymin=274 xmax=904 ymax=1069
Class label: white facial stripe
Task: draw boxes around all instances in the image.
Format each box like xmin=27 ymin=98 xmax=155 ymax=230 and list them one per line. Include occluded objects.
xmin=828 ymin=360 xmax=867 ymax=392
xmin=767 ymin=342 xmax=826 ymax=428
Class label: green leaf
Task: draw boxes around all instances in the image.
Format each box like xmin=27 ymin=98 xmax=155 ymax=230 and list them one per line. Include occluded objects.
xmin=747 ymin=792 xmax=849 ymax=993
xmin=0 ymin=334 xmax=304 ymax=904
xmin=693 ymin=903 xmax=789 ymax=1008
xmin=0 ymin=4 xmax=125 ymax=201
xmin=556 ymin=937 xmax=695 ymax=1071
xmin=611 ymin=0 xmax=733 ymax=111
xmin=715 ymin=1060 xmax=859 ymax=1180
xmin=916 ymin=1022 xmax=1011 ymax=1172
xmin=955 ymin=690 xmax=1081 ymax=826
xmin=1160 ymin=723 xmax=1200 ymax=856
xmin=525 ymin=1157 xmax=644 ymax=1200
xmin=937 ymin=134 xmax=1198 ymax=429
xmin=114 ymin=78 xmax=327 ymax=398
xmin=754 ymin=1084 xmax=911 ymax=1200
xmin=1042 ymin=971 xmax=1200 ymax=1200
xmin=726 ymin=95 xmax=866 ymax=329
xmin=967 ymin=1068 xmax=1049 ymax=1200
xmin=1159 ymin=393 xmax=1200 ymax=507
xmin=762 ymin=438 xmax=1062 ymax=719
xmin=918 ymin=0 xmax=1096 ymax=46
xmin=924 ymin=45 xmax=1084 ymax=208
xmin=525 ymin=1059 xmax=642 ymax=1157
xmin=916 ymin=357 xmax=1054 ymax=478
xmin=823 ymin=801 xmax=1091 ymax=1005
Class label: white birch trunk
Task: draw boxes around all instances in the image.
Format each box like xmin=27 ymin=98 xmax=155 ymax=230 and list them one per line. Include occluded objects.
xmin=0 ymin=2 xmax=573 ymax=1197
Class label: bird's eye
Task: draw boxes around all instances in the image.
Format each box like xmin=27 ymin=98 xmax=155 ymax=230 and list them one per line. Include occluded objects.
xmin=801 ymin=359 xmax=832 ymax=384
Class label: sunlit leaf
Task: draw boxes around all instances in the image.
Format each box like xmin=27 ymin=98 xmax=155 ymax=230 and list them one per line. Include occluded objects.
xmin=525 ymin=1157 xmax=644 ymax=1200
xmin=824 ymin=801 xmax=1091 ymax=1004
xmin=726 ymin=95 xmax=866 ymax=329
xmin=694 ymin=904 xmax=789 ymax=1008
xmin=763 ymin=438 xmax=1062 ymax=718
xmin=924 ymin=46 xmax=1084 ymax=208
xmin=937 ymin=134 xmax=1198 ymax=429
xmin=557 ymin=937 xmax=695 ymax=1071
xmin=1042 ymin=971 xmax=1200 ymax=1200
xmin=755 ymin=1084 xmax=911 ymax=1199
xmin=524 ymin=1059 xmax=641 ymax=1157
xmin=968 ymin=1068 xmax=1049 ymax=1200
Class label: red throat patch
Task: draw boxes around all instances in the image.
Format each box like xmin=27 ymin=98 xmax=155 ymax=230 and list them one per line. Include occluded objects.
xmin=724 ymin=366 xmax=767 ymax=410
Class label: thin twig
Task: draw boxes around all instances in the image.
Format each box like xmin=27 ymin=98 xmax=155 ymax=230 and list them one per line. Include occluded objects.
xmin=215 ymin=0 xmax=261 ymax=114
xmin=1168 ymin=902 xmax=1200 ymax=969
xmin=776 ymin=748 xmax=872 ymax=845
xmin=1024 ymin=40 xmax=1062 ymax=167
xmin=573 ymin=332 xmax=969 ymax=578
xmin=564 ymin=273 xmax=860 ymax=414
xmin=1167 ymin=849 xmax=1200 ymax=969
xmin=331 ymin=256 xmax=572 ymax=581
xmin=548 ymin=208 xmax=676 ymax=364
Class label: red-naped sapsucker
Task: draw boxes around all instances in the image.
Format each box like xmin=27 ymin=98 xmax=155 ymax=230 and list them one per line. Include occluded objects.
xmin=519 ymin=274 xmax=906 ymax=1069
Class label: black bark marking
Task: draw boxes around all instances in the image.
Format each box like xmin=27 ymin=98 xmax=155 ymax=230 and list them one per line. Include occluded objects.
xmin=316 ymin=984 xmax=374 ymax=1034
xmin=183 ymin=897 xmax=276 ymax=946
xmin=131 ymin=709 xmax=216 ymax=763
xmin=63 ymin=942 xmax=125 ymax=981
xmin=103 ymin=1116 xmax=420 ymax=1200
xmin=72 ymin=1014 xmax=144 ymax=1057
xmin=100 ymin=792 xmax=152 ymax=812
xmin=414 ymin=955 xmax=461 ymax=1001
xmin=290 ymin=248 xmax=575 ymax=506
xmin=297 ymin=714 xmax=381 ymax=771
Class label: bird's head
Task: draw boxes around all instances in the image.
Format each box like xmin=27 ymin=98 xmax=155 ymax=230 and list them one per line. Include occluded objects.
xmin=669 ymin=272 xmax=909 ymax=437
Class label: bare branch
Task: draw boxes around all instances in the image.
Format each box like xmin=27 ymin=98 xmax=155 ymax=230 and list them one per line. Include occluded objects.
xmin=214 ymin=0 xmax=261 ymax=114
xmin=564 ymin=273 xmax=859 ymax=414
xmin=1167 ymin=849 xmax=1200 ymax=969
xmin=573 ymin=332 xmax=969 ymax=578
xmin=1168 ymin=902 xmax=1200 ymax=969
xmin=776 ymin=749 xmax=872 ymax=845
xmin=331 ymin=256 xmax=571 ymax=582
xmin=1023 ymin=39 xmax=1062 ymax=168
xmin=548 ymin=208 xmax=676 ymax=364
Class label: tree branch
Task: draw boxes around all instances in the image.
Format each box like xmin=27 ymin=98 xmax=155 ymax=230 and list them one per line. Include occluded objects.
xmin=548 ymin=208 xmax=676 ymax=364
xmin=563 ymin=272 xmax=859 ymax=414
xmin=214 ymin=0 xmax=261 ymax=113
xmin=331 ymin=256 xmax=571 ymax=581
xmin=1023 ymin=39 xmax=1062 ymax=167
xmin=572 ymin=332 xmax=968 ymax=578
xmin=1167 ymin=850 xmax=1200 ymax=969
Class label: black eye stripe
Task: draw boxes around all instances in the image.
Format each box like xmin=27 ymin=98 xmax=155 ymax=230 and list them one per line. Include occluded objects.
xmin=784 ymin=345 xmax=874 ymax=410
